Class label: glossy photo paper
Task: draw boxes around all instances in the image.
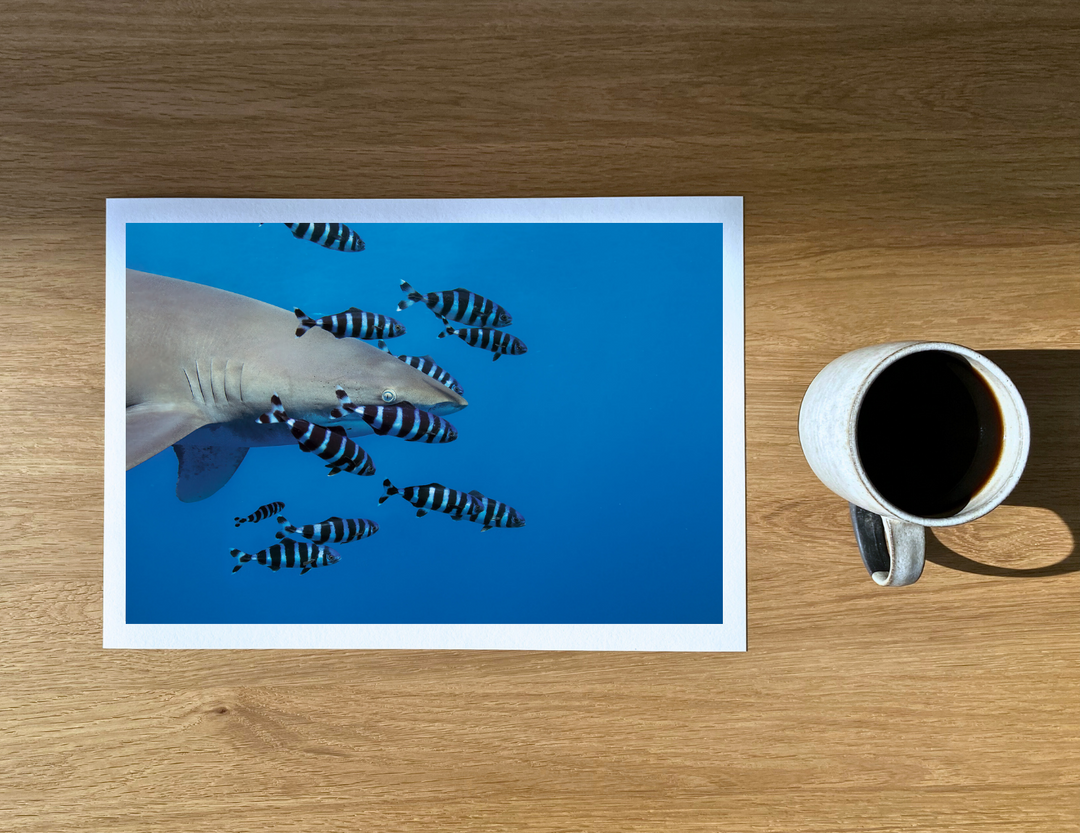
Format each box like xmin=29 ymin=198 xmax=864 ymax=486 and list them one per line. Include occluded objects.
xmin=104 ymin=198 xmax=745 ymax=650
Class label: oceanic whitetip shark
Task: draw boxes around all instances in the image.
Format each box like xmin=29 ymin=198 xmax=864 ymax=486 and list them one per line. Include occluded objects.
xmin=126 ymin=270 xmax=468 ymax=502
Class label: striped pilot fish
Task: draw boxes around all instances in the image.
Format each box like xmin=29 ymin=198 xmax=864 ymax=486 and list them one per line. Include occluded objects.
xmin=376 ymin=341 xmax=465 ymax=395
xmin=284 ymin=222 xmax=365 ymax=252
xmin=294 ymin=306 xmax=406 ymax=341
xmin=331 ymin=386 xmax=458 ymax=443
xmin=230 ymin=539 xmax=341 ymax=574
xmin=234 ymin=500 xmax=285 ymax=528
xmin=438 ymin=319 xmax=528 ymax=361
xmin=464 ymin=490 xmax=526 ymax=531
xmin=378 ymin=478 xmax=478 ymax=520
xmin=275 ymin=515 xmax=379 ymax=545
xmin=397 ymin=280 xmax=513 ymax=328
xmin=258 ymin=394 xmax=376 ymax=476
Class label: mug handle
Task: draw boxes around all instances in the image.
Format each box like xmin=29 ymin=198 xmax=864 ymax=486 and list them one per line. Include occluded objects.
xmin=848 ymin=503 xmax=925 ymax=587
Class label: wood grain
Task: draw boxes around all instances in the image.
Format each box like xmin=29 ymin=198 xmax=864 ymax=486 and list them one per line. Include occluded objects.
xmin=1 ymin=2 xmax=1077 ymax=831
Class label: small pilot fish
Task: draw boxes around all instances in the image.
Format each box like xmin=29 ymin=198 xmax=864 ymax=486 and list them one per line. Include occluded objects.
xmin=258 ymin=394 xmax=376 ymax=476
xmin=378 ymin=478 xmax=478 ymax=520
xmin=464 ymin=490 xmax=526 ymax=531
xmin=438 ymin=319 xmax=528 ymax=361
xmin=397 ymin=281 xmax=513 ymax=328
xmin=400 ymin=354 xmax=465 ymax=394
xmin=276 ymin=515 xmax=379 ymax=545
xmin=234 ymin=501 xmax=286 ymax=528
xmin=376 ymin=342 xmax=465 ymax=395
xmin=284 ymin=222 xmax=365 ymax=252
xmin=294 ymin=306 xmax=406 ymax=341
xmin=231 ymin=539 xmax=342 ymax=574
xmin=331 ymin=386 xmax=457 ymax=443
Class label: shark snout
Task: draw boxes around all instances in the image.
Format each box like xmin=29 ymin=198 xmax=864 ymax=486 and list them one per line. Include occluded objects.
xmin=428 ymin=395 xmax=468 ymax=415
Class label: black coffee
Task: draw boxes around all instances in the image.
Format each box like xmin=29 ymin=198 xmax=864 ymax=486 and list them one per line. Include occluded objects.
xmin=856 ymin=351 xmax=1003 ymax=518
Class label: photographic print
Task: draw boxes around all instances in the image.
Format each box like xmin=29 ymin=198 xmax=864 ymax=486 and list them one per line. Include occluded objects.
xmin=104 ymin=198 xmax=745 ymax=650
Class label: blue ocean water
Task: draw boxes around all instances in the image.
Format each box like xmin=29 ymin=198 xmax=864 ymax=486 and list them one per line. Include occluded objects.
xmin=126 ymin=221 xmax=724 ymax=624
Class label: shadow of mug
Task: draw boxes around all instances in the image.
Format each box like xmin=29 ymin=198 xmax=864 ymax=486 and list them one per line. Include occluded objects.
xmin=925 ymin=350 xmax=1080 ymax=577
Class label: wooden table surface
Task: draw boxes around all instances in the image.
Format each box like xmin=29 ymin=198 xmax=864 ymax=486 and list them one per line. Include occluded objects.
xmin=2 ymin=3 xmax=1077 ymax=831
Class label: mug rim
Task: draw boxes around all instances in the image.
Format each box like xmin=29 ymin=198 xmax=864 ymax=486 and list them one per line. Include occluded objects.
xmin=846 ymin=341 xmax=1031 ymax=527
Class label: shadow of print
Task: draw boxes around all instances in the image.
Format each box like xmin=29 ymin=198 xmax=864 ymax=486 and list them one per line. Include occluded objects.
xmin=925 ymin=350 xmax=1080 ymax=577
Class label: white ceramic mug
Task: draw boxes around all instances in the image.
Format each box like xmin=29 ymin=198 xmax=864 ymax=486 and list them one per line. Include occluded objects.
xmin=799 ymin=342 xmax=1030 ymax=586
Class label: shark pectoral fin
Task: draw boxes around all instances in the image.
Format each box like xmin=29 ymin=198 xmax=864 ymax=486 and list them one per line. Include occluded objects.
xmin=126 ymin=402 xmax=209 ymax=470
xmin=173 ymin=445 xmax=250 ymax=503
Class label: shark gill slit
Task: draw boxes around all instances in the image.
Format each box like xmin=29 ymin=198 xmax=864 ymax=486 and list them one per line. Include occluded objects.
xmin=183 ymin=368 xmax=197 ymax=402
xmin=222 ymin=359 xmax=230 ymax=403
xmin=209 ymin=358 xmax=216 ymax=403
xmin=195 ymin=360 xmax=206 ymax=402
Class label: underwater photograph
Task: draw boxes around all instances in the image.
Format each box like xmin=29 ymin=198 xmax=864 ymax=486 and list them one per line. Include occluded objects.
xmin=124 ymin=219 xmax=726 ymax=626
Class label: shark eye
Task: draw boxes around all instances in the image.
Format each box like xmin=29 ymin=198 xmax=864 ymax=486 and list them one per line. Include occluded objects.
xmin=382 ymin=389 xmax=396 ymax=403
